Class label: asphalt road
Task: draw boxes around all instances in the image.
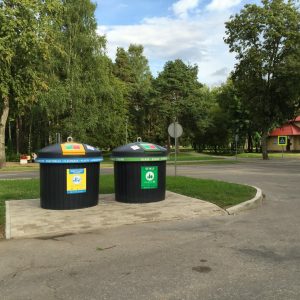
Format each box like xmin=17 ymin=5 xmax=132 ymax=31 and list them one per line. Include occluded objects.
xmin=0 ymin=170 xmax=39 ymax=180
xmin=0 ymin=159 xmax=299 ymax=300
xmin=0 ymin=166 xmax=113 ymax=180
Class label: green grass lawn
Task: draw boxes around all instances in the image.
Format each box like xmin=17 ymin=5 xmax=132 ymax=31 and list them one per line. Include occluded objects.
xmin=167 ymin=176 xmax=255 ymax=208
xmin=237 ymin=152 xmax=300 ymax=159
xmin=0 ymin=179 xmax=40 ymax=227
xmin=167 ymin=160 xmax=240 ymax=165
xmin=0 ymin=175 xmax=256 ymax=228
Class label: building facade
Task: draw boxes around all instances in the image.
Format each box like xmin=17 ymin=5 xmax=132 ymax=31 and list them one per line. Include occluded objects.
xmin=268 ymin=116 xmax=300 ymax=152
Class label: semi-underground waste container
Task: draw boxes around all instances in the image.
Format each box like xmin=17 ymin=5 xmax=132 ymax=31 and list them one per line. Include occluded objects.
xmin=111 ymin=142 xmax=167 ymax=203
xmin=36 ymin=140 xmax=103 ymax=210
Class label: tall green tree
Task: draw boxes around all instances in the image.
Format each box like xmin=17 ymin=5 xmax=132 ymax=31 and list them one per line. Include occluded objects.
xmin=188 ymin=86 xmax=231 ymax=152
xmin=113 ymin=44 xmax=152 ymax=141
xmin=224 ymin=0 xmax=300 ymax=159
xmin=215 ymin=80 xmax=256 ymax=151
xmin=53 ymin=0 xmax=105 ymax=139
xmin=155 ymin=60 xmax=201 ymax=119
xmin=0 ymin=0 xmax=61 ymax=166
xmin=154 ymin=59 xmax=204 ymax=147
xmin=39 ymin=0 xmax=127 ymax=148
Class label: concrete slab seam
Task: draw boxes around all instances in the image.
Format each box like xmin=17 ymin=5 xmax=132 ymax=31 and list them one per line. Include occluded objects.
xmin=5 ymin=201 xmax=11 ymax=239
xmin=225 ymin=186 xmax=263 ymax=215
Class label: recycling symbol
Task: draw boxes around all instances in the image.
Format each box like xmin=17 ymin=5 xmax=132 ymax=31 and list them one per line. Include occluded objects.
xmin=145 ymin=171 xmax=155 ymax=181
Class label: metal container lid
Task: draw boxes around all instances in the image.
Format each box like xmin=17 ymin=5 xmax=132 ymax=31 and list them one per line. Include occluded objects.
xmin=36 ymin=138 xmax=102 ymax=164
xmin=111 ymin=142 xmax=167 ymax=162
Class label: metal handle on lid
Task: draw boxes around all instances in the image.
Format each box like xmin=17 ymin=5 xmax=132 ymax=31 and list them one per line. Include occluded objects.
xmin=137 ymin=137 xmax=142 ymax=142
xmin=67 ymin=136 xmax=73 ymax=143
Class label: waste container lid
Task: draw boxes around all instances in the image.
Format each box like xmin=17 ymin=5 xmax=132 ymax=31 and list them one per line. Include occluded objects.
xmin=36 ymin=142 xmax=103 ymax=164
xmin=111 ymin=142 xmax=167 ymax=162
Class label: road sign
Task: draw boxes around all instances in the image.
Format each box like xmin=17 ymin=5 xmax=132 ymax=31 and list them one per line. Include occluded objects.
xmin=168 ymin=122 xmax=183 ymax=138
xmin=278 ymin=136 xmax=287 ymax=146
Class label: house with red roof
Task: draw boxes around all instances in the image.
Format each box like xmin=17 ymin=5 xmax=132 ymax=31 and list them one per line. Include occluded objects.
xmin=268 ymin=116 xmax=300 ymax=151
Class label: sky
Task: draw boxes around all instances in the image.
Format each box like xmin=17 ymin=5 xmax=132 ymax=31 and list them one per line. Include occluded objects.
xmin=95 ymin=0 xmax=260 ymax=86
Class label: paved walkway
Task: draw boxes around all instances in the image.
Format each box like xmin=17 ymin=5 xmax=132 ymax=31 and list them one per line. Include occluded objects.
xmin=6 ymin=191 xmax=226 ymax=239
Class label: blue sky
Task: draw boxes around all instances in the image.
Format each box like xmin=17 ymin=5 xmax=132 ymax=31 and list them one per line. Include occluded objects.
xmin=94 ymin=0 xmax=260 ymax=86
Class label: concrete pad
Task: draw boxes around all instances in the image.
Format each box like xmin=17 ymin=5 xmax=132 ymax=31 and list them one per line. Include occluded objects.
xmin=5 ymin=191 xmax=226 ymax=239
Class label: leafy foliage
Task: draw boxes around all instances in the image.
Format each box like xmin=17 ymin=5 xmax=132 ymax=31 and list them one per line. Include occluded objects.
xmin=224 ymin=0 xmax=300 ymax=158
xmin=1 ymin=0 xmax=300 ymax=164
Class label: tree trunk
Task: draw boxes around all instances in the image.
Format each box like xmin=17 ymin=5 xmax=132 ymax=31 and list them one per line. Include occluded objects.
xmin=28 ymin=122 xmax=32 ymax=155
xmin=16 ymin=117 xmax=20 ymax=154
xmin=247 ymin=132 xmax=253 ymax=153
xmin=0 ymin=96 xmax=9 ymax=168
xmin=167 ymin=135 xmax=171 ymax=153
xmin=261 ymin=130 xmax=269 ymax=160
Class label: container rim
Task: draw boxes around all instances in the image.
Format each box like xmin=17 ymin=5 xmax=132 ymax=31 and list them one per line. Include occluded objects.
xmin=36 ymin=157 xmax=103 ymax=164
xmin=111 ymin=157 xmax=167 ymax=162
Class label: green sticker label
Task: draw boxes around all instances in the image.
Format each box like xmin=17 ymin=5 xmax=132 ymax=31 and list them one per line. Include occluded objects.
xmin=141 ymin=166 xmax=158 ymax=189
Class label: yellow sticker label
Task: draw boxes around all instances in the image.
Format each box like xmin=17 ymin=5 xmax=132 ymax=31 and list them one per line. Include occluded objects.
xmin=66 ymin=168 xmax=86 ymax=194
xmin=61 ymin=143 xmax=85 ymax=155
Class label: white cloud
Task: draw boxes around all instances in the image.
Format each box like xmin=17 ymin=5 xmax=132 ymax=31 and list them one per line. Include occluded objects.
xmin=211 ymin=67 xmax=230 ymax=77
xmin=206 ymin=0 xmax=242 ymax=11
xmin=171 ymin=0 xmax=200 ymax=18
xmin=97 ymin=2 xmax=239 ymax=85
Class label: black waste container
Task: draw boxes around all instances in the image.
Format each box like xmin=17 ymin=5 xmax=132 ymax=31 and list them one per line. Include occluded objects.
xmin=36 ymin=141 xmax=102 ymax=210
xmin=111 ymin=142 xmax=167 ymax=203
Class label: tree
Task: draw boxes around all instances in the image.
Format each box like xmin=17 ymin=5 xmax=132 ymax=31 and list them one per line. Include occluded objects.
xmin=0 ymin=0 xmax=128 ymax=160
xmin=215 ymin=80 xmax=256 ymax=152
xmin=0 ymin=0 xmax=61 ymax=166
xmin=224 ymin=0 xmax=300 ymax=159
xmin=38 ymin=0 xmax=127 ymax=149
xmin=113 ymin=44 xmax=152 ymax=141
xmin=52 ymin=0 xmax=106 ymax=139
xmin=154 ymin=59 xmax=204 ymax=148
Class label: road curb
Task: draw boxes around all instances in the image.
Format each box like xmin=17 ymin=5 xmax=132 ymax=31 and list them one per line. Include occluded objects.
xmin=225 ymin=186 xmax=263 ymax=215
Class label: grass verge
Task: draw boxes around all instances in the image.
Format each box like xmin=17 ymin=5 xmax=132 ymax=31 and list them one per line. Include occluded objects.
xmin=166 ymin=176 xmax=256 ymax=208
xmin=228 ymin=152 xmax=300 ymax=159
xmin=167 ymin=160 xmax=240 ymax=165
xmin=0 ymin=179 xmax=40 ymax=228
xmin=0 ymin=175 xmax=256 ymax=231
